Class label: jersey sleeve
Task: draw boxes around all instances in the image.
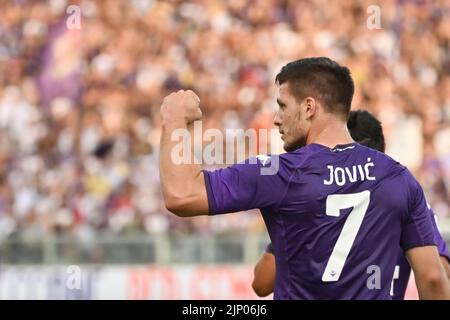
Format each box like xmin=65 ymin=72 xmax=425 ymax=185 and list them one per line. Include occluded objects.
xmin=202 ymin=155 xmax=292 ymax=215
xmin=400 ymin=171 xmax=437 ymax=251
xmin=430 ymin=209 xmax=450 ymax=262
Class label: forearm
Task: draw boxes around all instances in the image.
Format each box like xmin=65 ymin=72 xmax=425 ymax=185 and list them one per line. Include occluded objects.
xmin=159 ymin=121 xmax=208 ymax=216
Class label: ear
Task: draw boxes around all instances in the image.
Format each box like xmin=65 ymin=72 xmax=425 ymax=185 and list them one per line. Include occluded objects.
xmin=303 ymin=97 xmax=317 ymax=120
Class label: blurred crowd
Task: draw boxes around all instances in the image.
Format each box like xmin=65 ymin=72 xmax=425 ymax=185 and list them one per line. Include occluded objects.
xmin=0 ymin=0 xmax=450 ymax=243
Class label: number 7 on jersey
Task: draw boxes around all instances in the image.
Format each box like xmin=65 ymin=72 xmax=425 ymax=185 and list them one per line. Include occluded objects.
xmin=322 ymin=190 xmax=371 ymax=282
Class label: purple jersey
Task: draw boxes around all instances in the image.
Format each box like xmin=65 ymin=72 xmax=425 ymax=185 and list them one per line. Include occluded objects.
xmin=203 ymin=143 xmax=437 ymax=300
xmin=392 ymin=208 xmax=450 ymax=300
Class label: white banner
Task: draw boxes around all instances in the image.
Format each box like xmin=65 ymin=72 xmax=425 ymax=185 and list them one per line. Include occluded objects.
xmin=0 ymin=265 xmax=264 ymax=300
xmin=0 ymin=265 xmax=417 ymax=300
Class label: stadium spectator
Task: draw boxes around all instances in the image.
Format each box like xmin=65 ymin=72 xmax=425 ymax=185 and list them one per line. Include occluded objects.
xmin=0 ymin=1 xmax=449 ymax=262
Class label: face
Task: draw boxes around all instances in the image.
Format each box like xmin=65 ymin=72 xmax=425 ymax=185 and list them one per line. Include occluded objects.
xmin=274 ymin=83 xmax=311 ymax=152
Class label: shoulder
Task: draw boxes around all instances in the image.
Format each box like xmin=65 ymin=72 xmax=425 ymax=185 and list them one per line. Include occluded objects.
xmin=355 ymin=143 xmax=408 ymax=176
xmin=276 ymin=143 xmax=330 ymax=170
xmin=232 ymin=145 xmax=322 ymax=175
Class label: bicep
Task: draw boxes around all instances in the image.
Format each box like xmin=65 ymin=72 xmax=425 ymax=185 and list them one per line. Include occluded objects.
xmin=405 ymin=245 xmax=448 ymax=294
xmin=440 ymin=256 xmax=450 ymax=279
xmin=406 ymin=245 xmax=450 ymax=299
xmin=186 ymin=171 xmax=209 ymax=215
xmin=430 ymin=211 xmax=450 ymax=278
xmin=188 ymin=171 xmax=210 ymax=215
xmin=406 ymin=245 xmax=441 ymax=276
xmin=165 ymin=171 xmax=209 ymax=217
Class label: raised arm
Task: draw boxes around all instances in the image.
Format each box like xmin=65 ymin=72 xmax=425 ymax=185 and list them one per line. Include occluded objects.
xmin=159 ymin=90 xmax=209 ymax=217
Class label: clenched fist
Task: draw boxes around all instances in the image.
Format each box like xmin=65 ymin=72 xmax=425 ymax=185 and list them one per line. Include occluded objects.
xmin=160 ymin=90 xmax=203 ymax=125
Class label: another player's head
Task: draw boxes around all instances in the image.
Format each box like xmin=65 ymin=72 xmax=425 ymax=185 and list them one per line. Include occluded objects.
xmin=347 ymin=110 xmax=386 ymax=153
xmin=274 ymin=57 xmax=355 ymax=151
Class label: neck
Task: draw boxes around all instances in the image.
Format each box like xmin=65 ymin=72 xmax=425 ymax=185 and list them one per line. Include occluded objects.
xmin=306 ymin=115 xmax=354 ymax=148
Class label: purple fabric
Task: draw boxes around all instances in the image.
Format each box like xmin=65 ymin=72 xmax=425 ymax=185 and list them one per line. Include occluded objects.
xmin=392 ymin=208 xmax=450 ymax=300
xmin=36 ymin=21 xmax=82 ymax=109
xmin=203 ymin=143 xmax=436 ymax=299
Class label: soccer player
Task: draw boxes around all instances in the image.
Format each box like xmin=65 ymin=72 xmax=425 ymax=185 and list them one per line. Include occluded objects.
xmin=159 ymin=57 xmax=450 ymax=299
xmin=251 ymin=110 xmax=450 ymax=299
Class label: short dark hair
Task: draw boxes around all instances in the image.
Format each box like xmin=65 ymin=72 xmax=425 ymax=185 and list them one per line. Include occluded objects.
xmin=347 ymin=110 xmax=386 ymax=153
xmin=275 ymin=57 xmax=355 ymax=118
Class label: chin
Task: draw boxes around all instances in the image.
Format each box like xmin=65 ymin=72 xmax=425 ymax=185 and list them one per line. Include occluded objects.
xmin=283 ymin=143 xmax=293 ymax=152
xmin=284 ymin=138 xmax=307 ymax=152
xmin=283 ymin=142 xmax=297 ymax=152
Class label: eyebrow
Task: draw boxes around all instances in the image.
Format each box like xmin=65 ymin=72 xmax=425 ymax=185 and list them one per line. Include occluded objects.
xmin=277 ymin=99 xmax=286 ymax=106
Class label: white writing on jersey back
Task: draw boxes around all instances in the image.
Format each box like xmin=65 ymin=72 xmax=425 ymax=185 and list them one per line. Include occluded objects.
xmin=323 ymin=158 xmax=376 ymax=186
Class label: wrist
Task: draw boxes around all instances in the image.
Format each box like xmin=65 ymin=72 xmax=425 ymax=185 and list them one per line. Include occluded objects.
xmin=161 ymin=116 xmax=187 ymax=129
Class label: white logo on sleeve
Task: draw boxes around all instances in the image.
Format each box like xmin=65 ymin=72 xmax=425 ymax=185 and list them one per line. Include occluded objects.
xmin=256 ymin=155 xmax=271 ymax=166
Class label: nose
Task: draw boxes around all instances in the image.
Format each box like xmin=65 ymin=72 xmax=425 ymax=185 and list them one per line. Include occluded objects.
xmin=273 ymin=111 xmax=281 ymax=127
